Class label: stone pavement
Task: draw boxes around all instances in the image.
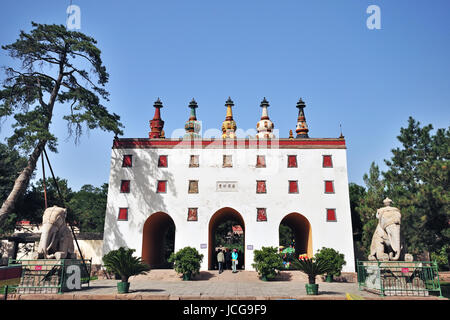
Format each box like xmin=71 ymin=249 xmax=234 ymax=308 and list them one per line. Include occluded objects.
xmin=5 ymin=270 xmax=446 ymax=300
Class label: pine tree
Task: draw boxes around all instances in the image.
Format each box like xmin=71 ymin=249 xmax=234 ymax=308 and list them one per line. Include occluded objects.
xmin=383 ymin=117 xmax=449 ymax=255
xmin=0 ymin=22 xmax=123 ymax=227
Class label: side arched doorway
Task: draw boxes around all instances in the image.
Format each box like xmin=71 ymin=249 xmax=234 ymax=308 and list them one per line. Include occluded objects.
xmin=208 ymin=207 xmax=245 ymax=270
xmin=142 ymin=212 xmax=175 ymax=268
xmin=279 ymin=213 xmax=312 ymax=258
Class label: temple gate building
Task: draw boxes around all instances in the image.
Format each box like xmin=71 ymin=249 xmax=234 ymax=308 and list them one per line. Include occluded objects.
xmin=102 ymin=97 xmax=356 ymax=272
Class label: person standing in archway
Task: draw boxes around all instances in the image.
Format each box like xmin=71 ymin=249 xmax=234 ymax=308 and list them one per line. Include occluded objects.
xmin=231 ymin=249 xmax=238 ymax=273
xmin=217 ymin=249 xmax=224 ymax=274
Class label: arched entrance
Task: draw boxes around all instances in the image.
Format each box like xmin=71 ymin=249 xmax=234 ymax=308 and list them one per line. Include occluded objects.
xmin=142 ymin=212 xmax=175 ymax=268
xmin=279 ymin=213 xmax=312 ymax=258
xmin=208 ymin=207 xmax=245 ymax=270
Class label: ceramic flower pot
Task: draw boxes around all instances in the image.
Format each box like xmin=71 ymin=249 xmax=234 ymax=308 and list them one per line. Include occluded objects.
xmin=305 ymin=283 xmax=319 ymax=295
xmin=117 ymin=281 xmax=130 ymax=294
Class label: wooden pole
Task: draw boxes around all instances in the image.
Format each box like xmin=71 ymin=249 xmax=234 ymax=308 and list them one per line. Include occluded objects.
xmin=41 ymin=153 xmax=48 ymax=209
xmin=42 ymin=148 xmax=89 ymax=277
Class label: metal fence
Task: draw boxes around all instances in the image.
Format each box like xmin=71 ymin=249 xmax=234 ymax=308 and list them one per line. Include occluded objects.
xmin=357 ymin=260 xmax=443 ymax=297
xmin=7 ymin=258 xmax=91 ymax=294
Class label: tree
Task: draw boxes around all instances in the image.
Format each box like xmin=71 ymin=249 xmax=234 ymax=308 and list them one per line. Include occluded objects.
xmin=383 ymin=117 xmax=449 ymax=256
xmin=354 ymin=117 xmax=449 ymax=261
xmin=0 ymin=22 xmax=123 ymax=227
xmin=67 ymin=183 xmax=108 ymax=232
xmin=355 ymin=162 xmax=386 ymax=258
xmin=348 ymin=182 xmax=366 ymax=241
xmin=0 ymin=142 xmax=28 ymax=233
xmin=18 ymin=177 xmax=73 ymax=225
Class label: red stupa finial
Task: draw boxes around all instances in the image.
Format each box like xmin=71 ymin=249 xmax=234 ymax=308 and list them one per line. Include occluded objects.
xmin=149 ymin=98 xmax=165 ymax=139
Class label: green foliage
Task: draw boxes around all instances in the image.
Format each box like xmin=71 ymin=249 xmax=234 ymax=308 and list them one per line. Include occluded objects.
xmin=168 ymin=247 xmax=204 ymax=279
xmin=102 ymin=247 xmax=150 ymax=282
xmin=294 ymin=258 xmax=331 ymax=284
xmin=214 ymin=220 xmax=243 ymax=250
xmin=67 ymin=183 xmax=108 ymax=232
xmin=353 ymin=117 xmax=449 ymax=260
xmin=279 ymin=224 xmax=295 ymax=248
xmin=252 ymin=246 xmax=284 ymax=280
xmin=314 ymin=247 xmax=346 ymax=277
xmin=431 ymin=245 xmax=449 ymax=271
xmin=0 ymin=22 xmax=123 ymax=153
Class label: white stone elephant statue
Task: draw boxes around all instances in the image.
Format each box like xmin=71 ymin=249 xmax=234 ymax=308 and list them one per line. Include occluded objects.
xmin=36 ymin=206 xmax=76 ymax=259
xmin=368 ymin=198 xmax=402 ymax=261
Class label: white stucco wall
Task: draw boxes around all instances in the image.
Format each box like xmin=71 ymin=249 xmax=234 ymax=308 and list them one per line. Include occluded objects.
xmin=102 ymin=140 xmax=355 ymax=272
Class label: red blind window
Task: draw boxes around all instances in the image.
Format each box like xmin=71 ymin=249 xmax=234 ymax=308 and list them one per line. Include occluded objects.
xmin=323 ymin=155 xmax=333 ymax=168
xmin=158 ymin=155 xmax=168 ymax=167
xmin=327 ymin=209 xmax=336 ymax=221
xmin=289 ymin=180 xmax=298 ymax=193
xmin=325 ymin=181 xmax=334 ymax=193
xmin=256 ymin=181 xmax=266 ymax=193
xmin=256 ymin=155 xmax=266 ymax=168
xmin=157 ymin=180 xmax=167 ymax=193
xmin=120 ymin=180 xmax=130 ymax=193
xmin=288 ymin=155 xmax=297 ymax=168
xmin=118 ymin=208 xmax=128 ymax=220
xmin=187 ymin=208 xmax=198 ymax=221
xmin=257 ymin=208 xmax=267 ymax=222
xmin=122 ymin=155 xmax=132 ymax=167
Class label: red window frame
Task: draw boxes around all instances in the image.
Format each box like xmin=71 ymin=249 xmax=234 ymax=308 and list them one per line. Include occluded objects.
xmin=187 ymin=208 xmax=198 ymax=221
xmin=256 ymin=155 xmax=266 ymax=168
xmin=257 ymin=208 xmax=267 ymax=222
xmin=158 ymin=155 xmax=168 ymax=168
xmin=326 ymin=208 xmax=337 ymax=222
xmin=323 ymin=155 xmax=333 ymax=168
xmin=122 ymin=155 xmax=132 ymax=167
xmin=120 ymin=180 xmax=130 ymax=193
xmin=118 ymin=208 xmax=128 ymax=221
xmin=287 ymin=155 xmax=297 ymax=168
xmin=256 ymin=180 xmax=267 ymax=193
xmin=289 ymin=180 xmax=299 ymax=193
xmin=325 ymin=180 xmax=334 ymax=193
xmin=157 ymin=180 xmax=167 ymax=193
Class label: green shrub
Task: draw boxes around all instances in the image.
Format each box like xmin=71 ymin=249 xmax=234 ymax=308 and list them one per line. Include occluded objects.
xmin=102 ymin=247 xmax=150 ymax=282
xmin=431 ymin=245 xmax=449 ymax=271
xmin=252 ymin=246 xmax=284 ymax=280
xmin=169 ymin=247 xmax=204 ymax=280
xmin=314 ymin=247 xmax=346 ymax=277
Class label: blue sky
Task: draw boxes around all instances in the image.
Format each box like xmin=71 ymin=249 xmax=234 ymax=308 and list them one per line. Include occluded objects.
xmin=0 ymin=0 xmax=449 ymax=191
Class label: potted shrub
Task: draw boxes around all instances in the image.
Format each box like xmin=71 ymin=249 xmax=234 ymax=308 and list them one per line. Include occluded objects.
xmin=295 ymin=257 xmax=331 ymax=295
xmin=102 ymin=247 xmax=150 ymax=294
xmin=168 ymin=247 xmax=204 ymax=280
xmin=314 ymin=247 xmax=346 ymax=282
xmin=252 ymin=246 xmax=284 ymax=281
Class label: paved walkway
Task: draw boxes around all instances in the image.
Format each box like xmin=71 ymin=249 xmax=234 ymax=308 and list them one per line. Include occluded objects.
xmin=5 ymin=270 xmax=446 ymax=300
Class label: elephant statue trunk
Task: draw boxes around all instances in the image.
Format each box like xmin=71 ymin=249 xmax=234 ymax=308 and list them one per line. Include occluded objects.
xmin=385 ymin=223 xmax=401 ymax=261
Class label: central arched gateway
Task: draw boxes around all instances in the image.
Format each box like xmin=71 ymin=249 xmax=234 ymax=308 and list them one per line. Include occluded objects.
xmin=142 ymin=212 xmax=175 ymax=268
xmin=279 ymin=212 xmax=312 ymax=257
xmin=208 ymin=207 xmax=245 ymax=270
